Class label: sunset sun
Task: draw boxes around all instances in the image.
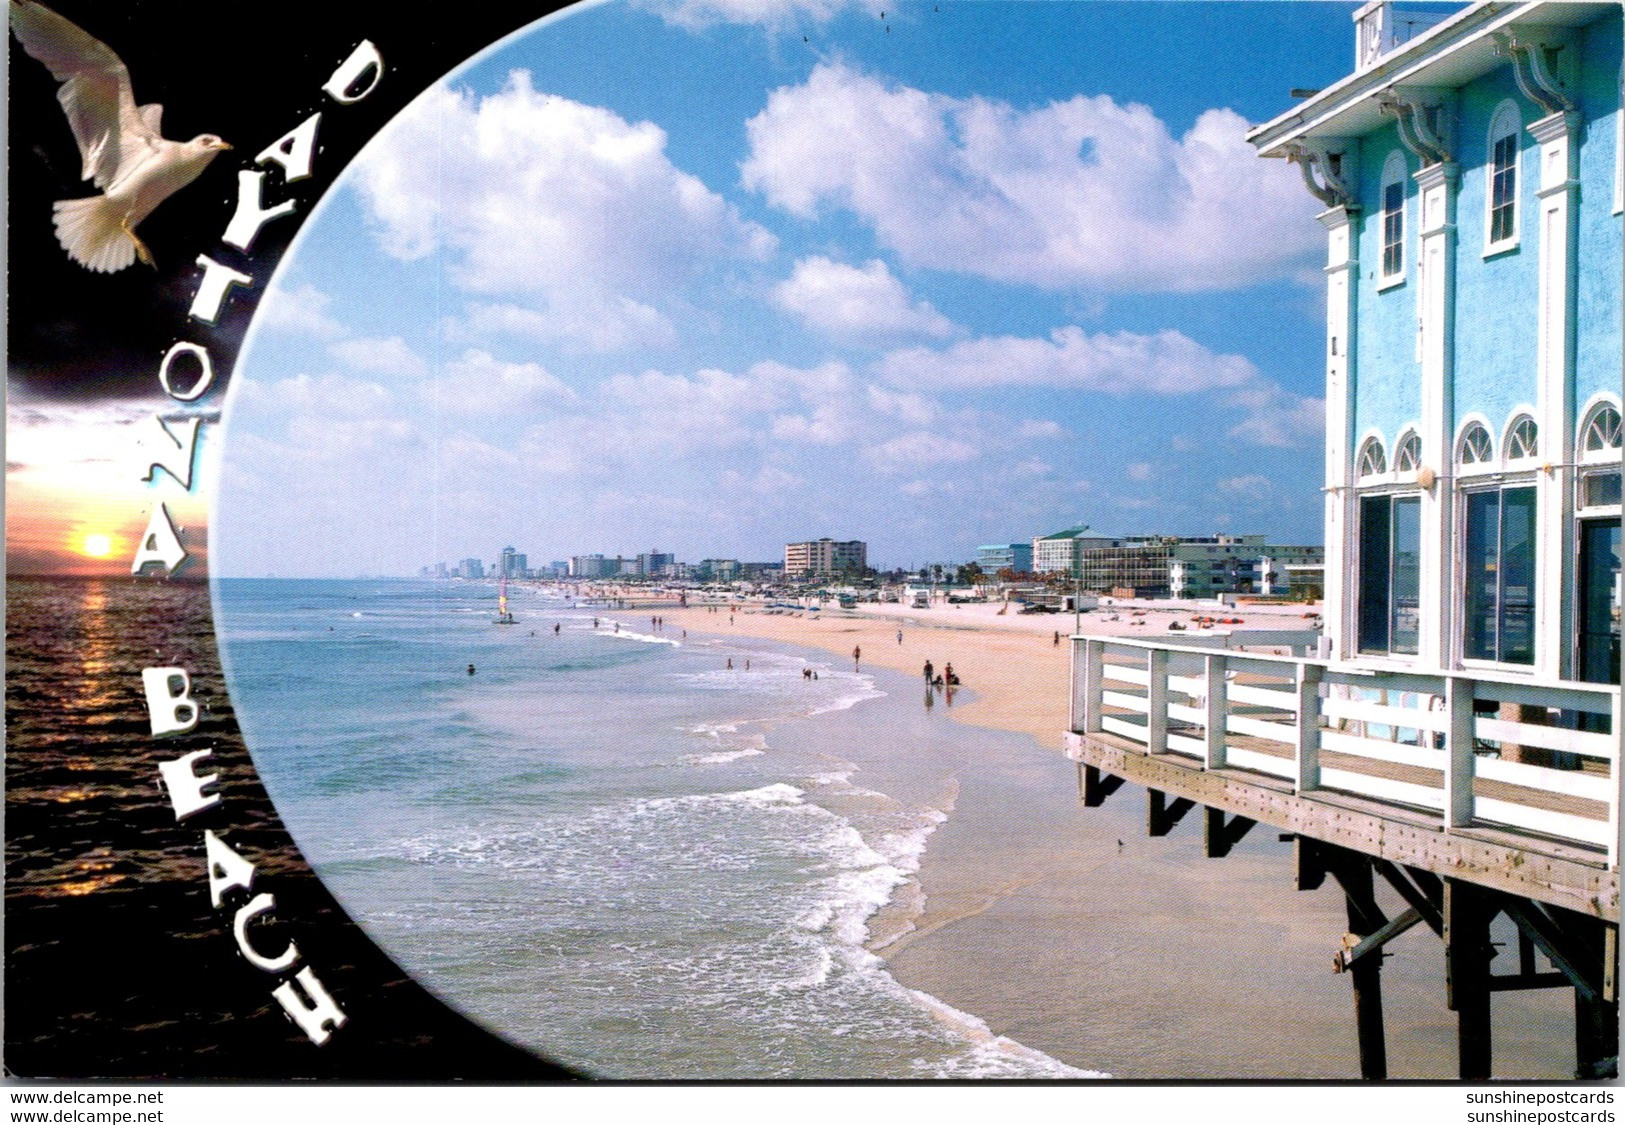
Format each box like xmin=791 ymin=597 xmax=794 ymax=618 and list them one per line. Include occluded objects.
xmin=78 ymin=533 xmax=113 ymax=559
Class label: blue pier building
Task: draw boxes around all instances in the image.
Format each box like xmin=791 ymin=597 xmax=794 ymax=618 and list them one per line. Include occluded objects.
xmin=1065 ymin=1 xmax=1621 ymax=1079
xmin=1250 ymin=0 xmax=1621 ymax=688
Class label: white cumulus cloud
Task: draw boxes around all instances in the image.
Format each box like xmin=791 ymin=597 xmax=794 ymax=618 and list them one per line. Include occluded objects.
xmin=454 ymin=299 xmax=677 ymax=355
xmin=772 ymin=256 xmax=956 ymax=342
xmin=864 ymin=431 xmax=980 ymax=473
xmin=350 ymin=73 xmax=774 ymax=352
xmin=742 ymin=62 xmax=1318 ymax=292
xmin=258 ymin=283 xmax=346 ymax=339
xmin=424 ymin=349 xmax=577 ymax=415
xmin=875 ymin=326 xmax=1258 ymax=393
xmin=635 ymin=0 xmax=864 ymax=29
xmin=328 ymin=336 xmax=429 ymax=378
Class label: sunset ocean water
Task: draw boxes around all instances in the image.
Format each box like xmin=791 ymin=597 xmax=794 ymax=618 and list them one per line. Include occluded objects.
xmin=3 ymin=575 xmax=564 ymax=1079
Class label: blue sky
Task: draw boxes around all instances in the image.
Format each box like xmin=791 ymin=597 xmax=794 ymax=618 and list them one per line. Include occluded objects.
xmin=214 ymin=0 xmax=1365 ymax=577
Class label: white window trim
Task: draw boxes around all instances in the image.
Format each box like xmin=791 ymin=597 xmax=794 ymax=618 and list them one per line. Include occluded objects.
xmin=1577 ymin=396 xmax=1624 ymax=465
xmin=1455 ymin=416 xmax=1498 ymax=476
xmin=1392 ymin=426 xmax=1424 ymax=481
xmin=1454 ymin=472 xmax=1542 ymax=671
xmin=1575 ymin=473 xmax=1623 ymax=517
xmin=1614 ymin=85 xmax=1623 ymax=216
xmin=1502 ymin=411 xmax=1540 ymax=467
xmin=1356 ymin=433 xmax=1390 ymax=481
xmin=1355 ymin=487 xmax=1425 ymax=661
xmin=1378 ymin=150 xmax=1409 ymax=289
xmin=1484 ymin=99 xmax=1522 ymax=256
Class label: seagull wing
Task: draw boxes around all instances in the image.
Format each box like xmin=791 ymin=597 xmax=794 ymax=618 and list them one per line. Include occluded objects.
xmin=9 ymin=1 xmax=154 ymax=189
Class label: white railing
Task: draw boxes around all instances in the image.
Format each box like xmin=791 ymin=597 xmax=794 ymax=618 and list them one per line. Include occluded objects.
xmin=1070 ymin=635 xmax=1623 ymax=866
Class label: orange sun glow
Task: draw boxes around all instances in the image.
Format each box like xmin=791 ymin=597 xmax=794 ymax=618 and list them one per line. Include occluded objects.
xmin=78 ymin=533 xmax=114 ymax=558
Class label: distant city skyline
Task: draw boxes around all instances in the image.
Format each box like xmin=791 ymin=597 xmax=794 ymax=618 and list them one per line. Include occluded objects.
xmin=211 ymin=1 xmax=1357 ymax=578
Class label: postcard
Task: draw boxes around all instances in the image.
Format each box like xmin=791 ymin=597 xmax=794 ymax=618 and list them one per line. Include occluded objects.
xmin=7 ymin=0 xmax=1620 ymax=1087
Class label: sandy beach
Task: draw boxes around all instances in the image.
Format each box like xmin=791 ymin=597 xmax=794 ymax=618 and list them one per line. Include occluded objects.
xmin=590 ymin=593 xmax=1573 ymax=1079
xmin=627 ymin=595 xmax=1324 ymax=748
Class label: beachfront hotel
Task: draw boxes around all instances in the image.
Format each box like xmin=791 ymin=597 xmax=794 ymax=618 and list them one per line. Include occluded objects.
xmin=784 ymin=538 xmax=868 ymax=578
xmin=1066 ymin=1 xmax=1621 ymax=1079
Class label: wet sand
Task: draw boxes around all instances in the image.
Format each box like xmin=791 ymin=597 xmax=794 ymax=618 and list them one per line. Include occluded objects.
xmin=601 ymin=596 xmax=1574 ymax=1079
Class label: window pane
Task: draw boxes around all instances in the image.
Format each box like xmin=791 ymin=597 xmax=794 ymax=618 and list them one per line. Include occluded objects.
xmin=1583 ymin=470 xmax=1622 ymax=509
xmin=1578 ymin=520 xmax=1621 ymax=689
xmin=1391 ymin=497 xmax=1421 ymax=654
xmin=1383 ymin=181 xmax=1404 ymax=276
xmin=1490 ymin=134 xmax=1516 ymax=243
xmin=1499 ymin=486 xmax=1537 ymax=664
xmin=1463 ymin=491 xmax=1499 ymax=660
xmin=1359 ymin=495 xmax=1391 ymax=653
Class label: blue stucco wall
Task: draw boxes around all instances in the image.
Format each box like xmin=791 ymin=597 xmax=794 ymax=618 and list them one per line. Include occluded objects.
xmin=1348 ymin=9 xmax=1622 ymax=460
xmin=1452 ymin=66 xmax=1540 ymax=440
xmin=1574 ymin=12 xmax=1624 ymax=431
xmin=1352 ymin=122 xmax=1422 ymax=452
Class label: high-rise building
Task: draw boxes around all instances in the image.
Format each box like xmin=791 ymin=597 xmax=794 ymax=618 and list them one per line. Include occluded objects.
xmin=784 ymin=539 xmax=867 ymax=578
xmin=977 ymin=543 xmax=1034 ymax=574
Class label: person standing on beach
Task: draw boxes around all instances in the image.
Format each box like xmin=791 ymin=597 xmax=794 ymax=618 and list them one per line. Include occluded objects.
xmin=923 ymin=660 xmax=934 ymax=683
xmin=852 ymin=645 xmax=861 ymax=670
xmin=896 ymin=629 xmax=903 ymax=645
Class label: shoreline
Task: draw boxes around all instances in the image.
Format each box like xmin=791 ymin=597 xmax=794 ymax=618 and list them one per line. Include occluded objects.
xmin=593 ymin=593 xmax=1325 ymax=751
xmin=584 ymin=591 xmax=1574 ymax=1080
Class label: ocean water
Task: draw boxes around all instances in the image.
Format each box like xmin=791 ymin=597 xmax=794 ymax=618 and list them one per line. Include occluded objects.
xmin=213 ymin=578 xmax=1098 ymax=1079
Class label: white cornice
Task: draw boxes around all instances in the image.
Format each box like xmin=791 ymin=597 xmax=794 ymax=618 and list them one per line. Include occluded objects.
xmin=1248 ymin=2 xmax=1613 ymax=158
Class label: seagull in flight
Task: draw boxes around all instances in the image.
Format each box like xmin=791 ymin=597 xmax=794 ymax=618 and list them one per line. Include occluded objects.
xmin=9 ymin=0 xmax=231 ymax=272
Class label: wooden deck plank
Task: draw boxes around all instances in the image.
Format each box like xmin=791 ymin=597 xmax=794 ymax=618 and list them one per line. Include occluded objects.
xmin=1064 ymin=729 xmax=1619 ymax=922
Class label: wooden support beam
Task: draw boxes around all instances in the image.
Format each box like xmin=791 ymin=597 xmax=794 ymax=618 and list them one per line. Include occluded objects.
xmin=1295 ymin=836 xmax=1328 ymax=891
xmin=1406 ymin=866 xmax=1445 ymax=906
xmin=1486 ymin=971 xmax=1572 ymax=992
xmin=1324 ymin=847 xmax=1389 ymax=935
xmin=1575 ymin=984 xmax=1619 ymax=1080
xmin=1337 ymin=853 xmax=1387 ymax=1079
xmin=1204 ymin=806 xmax=1256 ymax=858
xmin=1605 ymin=925 xmax=1617 ymax=1005
xmin=1445 ymin=878 xmax=1496 ymax=1080
xmin=1518 ymin=925 xmax=1538 ymax=978
xmin=1498 ymin=898 xmax=1602 ymax=1003
xmin=1336 ymin=907 xmax=1425 ymax=971
xmin=1373 ymin=858 xmax=1445 ymax=937
xmin=1148 ymin=789 xmax=1196 ymax=837
xmin=1081 ymin=765 xmax=1124 ymax=808
xmin=1493 ymin=908 xmax=1620 ymax=1079
xmin=1569 ymin=914 xmax=1618 ymax=1080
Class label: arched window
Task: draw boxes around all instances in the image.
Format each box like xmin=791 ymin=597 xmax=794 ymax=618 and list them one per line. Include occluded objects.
xmin=1393 ymin=430 xmax=1422 ymax=473
xmin=1581 ymin=403 xmax=1622 ymax=458
xmin=1577 ymin=402 xmax=1623 ymax=509
xmin=1504 ymin=414 xmax=1538 ymax=461
xmin=1357 ymin=437 xmax=1387 ymax=478
xmin=1457 ymin=421 xmax=1493 ymax=468
xmin=1380 ymin=151 xmax=1408 ymax=281
xmin=1486 ymin=101 xmax=1521 ymax=251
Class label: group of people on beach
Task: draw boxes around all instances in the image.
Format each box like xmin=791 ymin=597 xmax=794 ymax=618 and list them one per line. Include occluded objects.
xmin=921 ymin=660 xmax=959 ymax=689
